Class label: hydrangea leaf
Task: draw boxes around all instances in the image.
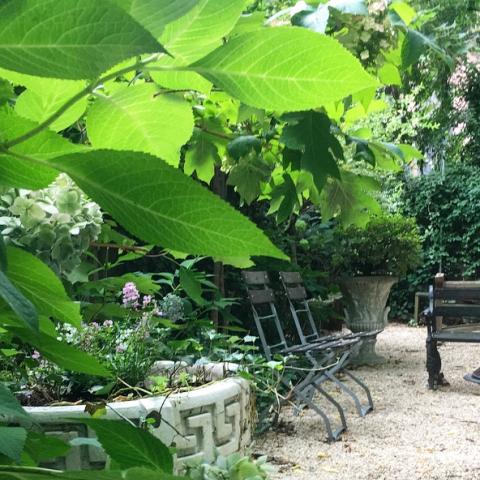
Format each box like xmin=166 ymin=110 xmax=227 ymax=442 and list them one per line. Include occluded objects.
xmin=319 ymin=170 xmax=381 ymax=226
xmin=48 ymin=150 xmax=288 ymax=260
xmin=184 ymin=129 xmax=219 ymax=183
xmin=0 ymin=110 xmax=82 ymax=189
xmin=160 ymin=0 xmax=246 ymax=65
xmin=281 ymin=111 xmax=342 ymax=190
xmin=5 ymin=325 xmax=110 ymax=376
xmin=378 ymin=63 xmax=402 ymax=86
xmin=111 ymin=0 xmax=197 ymax=39
xmin=149 ymin=59 xmax=212 ymax=94
xmin=0 ymin=270 xmax=38 ymax=332
xmin=0 ymin=0 xmax=163 ymax=79
xmin=0 ymin=426 xmax=27 ymax=463
xmin=77 ymin=419 xmax=173 ymax=473
xmin=0 ymin=78 xmax=13 ymax=105
xmin=402 ymin=29 xmax=452 ymax=69
xmin=5 ymin=246 xmax=81 ymax=327
xmin=14 ymin=76 xmax=88 ymax=132
xmin=147 ymin=0 xmax=245 ymax=92
xmin=0 ymin=383 xmax=33 ymax=423
xmin=87 ymin=84 xmax=194 ymax=166
xmin=227 ymin=154 xmax=272 ymax=204
xmin=190 ymin=27 xmax=378 ymax=111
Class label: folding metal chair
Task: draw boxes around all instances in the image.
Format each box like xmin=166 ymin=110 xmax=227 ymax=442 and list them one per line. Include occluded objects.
xmin=242 ymin=271 xmax=361 ymax=441
xmin=279 ymin=271 xmax=374 ymax=417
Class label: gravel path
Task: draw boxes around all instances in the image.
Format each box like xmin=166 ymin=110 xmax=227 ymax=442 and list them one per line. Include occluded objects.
xmin=255 ymin=324 xmax=480 ymax=480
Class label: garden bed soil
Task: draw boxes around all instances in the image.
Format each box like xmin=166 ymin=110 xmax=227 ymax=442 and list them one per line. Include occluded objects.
xmin=256 ymin=323 xmax=480 ymax=480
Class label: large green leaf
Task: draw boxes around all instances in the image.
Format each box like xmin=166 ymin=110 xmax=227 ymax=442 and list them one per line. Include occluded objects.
xmin=268 ymin=173 xmax=300 ymax=224
xmin=227 ymin=154 xmax=272 ymax=204
xmin=0 ymin=271 xmax=38 ymax=331
xmin=319 ymin=170 xmax=381 ymax=226
xmin=78 ymin=419 xmax=173 ymax=473
xmin=160 ymin=0 xmax=246 ymax=65
xmin=179 ymin=267 xmax=205 ymax=305
xmin=0 ymin=383 xmax=32 ymax=424
xmin=148 ymin=0 xmax=244 ymax=92
xmin=87 ymin=84 xmax=194 ymax=166
xmin=48 ymin=150 xmax=287 ymax=260
xmin=15 ymin=78 xmax=88 ymax=132
xmin=390 ymin=1 xmax=416 ymax=26
xmin=149 ymin=60 xmax=212 ymax=94
xmin=0 ymin=78 xmax=13 ymax=106
xmin=112 ymin=0 xmax=197 ymax=39
xmin=184 ymin=129 xmax=219 ymax=183
xmin=281 ymin=112 xmax=342 ymax=189
xmin=0 ymin=236 xmax=7 ymax=273
xmin=190 ymin=27 xmax=378 ymax=111
xmin=0 ymin=110 xmax=80 ymax=189
xmin=23 ymin=432 xmax=71 ymax=465
xmin=401 ymin=29 xmax=452 ymax=69
xmin=6 ymin=247 xmax=81 ymax=327
xmin=378 ymin=63 xmax=402 ymax=86
xmin=0 ymin=467 xmax=185 ymax=480
xmin=0 ymin=0 xmax=163 ymax=79
xmin=0 ymin=426 xmax=27 ymax=463
xmin=6 ymin=326 xmax=110 ymax=377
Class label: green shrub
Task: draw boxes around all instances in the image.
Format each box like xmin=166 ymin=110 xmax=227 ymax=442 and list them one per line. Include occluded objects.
xmin=330 ymin=214 xmax=422 ymax=277
xmin=389 ymin=164 xmax=480 ymax=319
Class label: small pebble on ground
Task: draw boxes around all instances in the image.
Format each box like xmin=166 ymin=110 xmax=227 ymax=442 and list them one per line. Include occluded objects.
xmin=255 ymin=324 xmax=480 ymax=480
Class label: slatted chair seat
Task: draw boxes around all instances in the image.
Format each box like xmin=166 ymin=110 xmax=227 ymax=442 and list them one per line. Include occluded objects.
xmin=424 ymin=273 xmax=480 ymax=389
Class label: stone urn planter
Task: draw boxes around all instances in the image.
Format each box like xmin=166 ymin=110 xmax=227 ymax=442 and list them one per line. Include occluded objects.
xmin=339 ymin=276 xmax=398 ymax=365
xmin=25 ymin=362 xmax=254 ymax=471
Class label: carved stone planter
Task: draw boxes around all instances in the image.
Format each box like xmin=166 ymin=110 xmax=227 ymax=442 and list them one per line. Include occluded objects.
xmin=339 ymin=276 xmax=398 ymax=365
xmin=25 ymin=363 xmax=253 ymax=471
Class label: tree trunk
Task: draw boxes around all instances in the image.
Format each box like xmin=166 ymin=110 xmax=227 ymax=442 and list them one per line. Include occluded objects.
xmin=211 ymin=166 xmax=228 ymax=328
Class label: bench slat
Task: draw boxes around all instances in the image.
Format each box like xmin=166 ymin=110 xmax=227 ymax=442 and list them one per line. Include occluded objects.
xmin=442 ymin=281 xmax=480 ymax=288
xmin=432 ymin=331 xmax=480 ymax=342
xmin=432 ymin=304 xmax=480 ymax=317
xmin=434 ymin=288 xmax=480 ymax=301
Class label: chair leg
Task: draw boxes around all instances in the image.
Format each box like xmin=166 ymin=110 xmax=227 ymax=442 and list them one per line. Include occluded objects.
xmin=292 ymin=384 xmax=315 ymax=416
xmin=312 ymin=382 xmax=348 ymax=442
xmin=282 ymin=379 xmax=345 ymax=442
xmin=325 ymin=369 xmax=373 ymax=417
xmin=342 ymin=369 xmax=374 ymax=415
xmin=426 ymin=336 xmax=442 ymax=390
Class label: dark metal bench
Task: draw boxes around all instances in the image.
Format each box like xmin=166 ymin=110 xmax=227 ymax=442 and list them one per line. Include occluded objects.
xmin=424 ymin=273 xmax=480 ymax=389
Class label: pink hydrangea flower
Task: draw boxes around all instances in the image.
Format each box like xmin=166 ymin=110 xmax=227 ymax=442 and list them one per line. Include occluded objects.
xmin=32 ymin=350 xmax=41 ymax=360
xmin=452 ymin=122 xmax=467 ymax=136
xmin=122 ymin=282 xmax=139 ymax=307
xmin=103 ymin=319 xmax=113 ymax=328
xmin=452 ymin=96 xmax=469 ymax=112
xmin=142 ymin=295 xmax=152 ymax=308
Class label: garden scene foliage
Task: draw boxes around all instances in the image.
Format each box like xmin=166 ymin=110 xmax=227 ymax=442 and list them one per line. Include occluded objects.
xmin=0 ymin=0 xmax=478 ymax=479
